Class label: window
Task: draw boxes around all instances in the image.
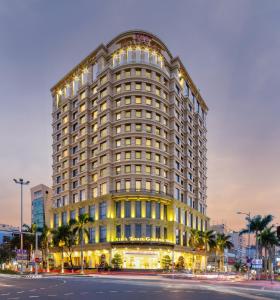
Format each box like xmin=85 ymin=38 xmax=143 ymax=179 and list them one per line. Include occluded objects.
xmin=135 ymin=151 xmax=142 ymax=159
xmin=146 ymin=225 xmax=152 ymax=238
xmin=135 ymin=124 xmax=142 ymax=131
xmin=125 ymin=180 xmax=131 ymax=191
xmin=135 ymin=224 xmax=142 ymax=238
xmin=146 ymin=111 xmax=152 ymax=119
xmin=116 ymin=99 xmax=121 ymax=107
xmin=99 ymin=226 xmax=106 ymax=242
xmin=135 ymin=137 xmax=142 ymax=145
xmin=116 ymin=113 xmax=121 ymax=120
xmin=155 ymin=226 xmax=161 ymax=239
xmin=99 ymin=202 xmax=107 ymax=220
xmin=155 ymin=87 xmax=160 ymax=96
xmin=146 ymin=125 xmax=152 ymax=133
xmin=116 ymin=125 xmax=121 ymax=134
xmin=156 ymin=203 xmax=160 ymax=219
xmin=125 ymin=225 xmax=131 ymax=238
xmin=146 ymin=181 xmax=151 ymax=191
xmin=146 ymin=139 xmax=151 ymax=147
xmin=125 ymin=97 xmax=131 ymax=105
xmin=100 ymin=89 xmax=107 ymax=98
xmin=100 ymin=182 xmax=107 ymax=195
xmin=135 ymin=82 xmax=141 ymax=90
xmin=145 ymin=83 xmax=151 ymax=92
xmin=116 ymin=85 xmax=121 ymax=93
xmin=145 ymin=165 xmax=151 ymax=174
xmin=146 ymin=152 xmax=151 ymax=160
xmin=125 ymin=201 xmax=131 ymax=218
xmin=125 ymin=165 xmax=131 ymax=173
xmin=135 ymin=165 xmax=141 ymax=173
xmin=89 ymin=205 xmax=95 ymax=220
xmin=116 ymin=153 xmax=121 ymax=161
xmin=125 ymin=151 xmax=131 ymax=160
xmin=116 ymin=139 xmax=121 ymax=147
xmin=125 ymin=110 xmax=131 ymax=118
xmin=145 ymin=97 xmax=152 ymax=105
xmin=135 ymin=68 xmax=141 ymax=76
xmin=115 ymin=201 xmax=121 ymax=218
xmin=125 ymin=138 xmax=131 ymax=145
xmin=125 ymin=124 xmax=131 ymax=132
xmin=135 ymin=110 xmax=142 ymax=118
xmin=115 ymin=166 xmax=121 ymax=175
xmin=146 ymin=202 xmax=152 ymax=218
xmin=116 ymin=225 xmax=121 ymax=239
xmin=125 ymin=69 xmax=131 ymax=77
xmin=135 ymin=96 xmax=142 ymax=104
xmin=136 ymin=201 xmax=141 ymax=217
xmin=125 ymin=83 xmax=131 ymax=91
xmin=115 ymin=72 xmax=121 ymax=80
xmin=155 ymin=182 xmax=160 ymax=193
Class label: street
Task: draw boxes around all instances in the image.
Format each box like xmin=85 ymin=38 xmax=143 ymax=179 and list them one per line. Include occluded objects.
xmin=0 ymin=275 xmax=280 ymax=300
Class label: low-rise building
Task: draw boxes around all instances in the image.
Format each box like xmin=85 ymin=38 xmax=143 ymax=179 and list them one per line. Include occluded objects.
xmin=31 ymin=184 xmax=52 ymax=229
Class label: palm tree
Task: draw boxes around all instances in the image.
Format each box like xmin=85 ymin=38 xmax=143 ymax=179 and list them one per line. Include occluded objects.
xmin=215 ymin=233 xmax=233 ymax=272
xmin=259 ymin=227 xmax=279 ymax=279
xmin=189 ymin=229 xmax=202 ymax=273
xmin=70 ymin=213 xmax=93 ymax=274
xmin=200 ymin=230 xmax=215 ymax=272
xmin=39 ymin=225 xmax=51 ymax=272
xmin=240 ymin=215 xmax=273 ymax=258
xmin=52 ymin=224 xmax=76 ymax=273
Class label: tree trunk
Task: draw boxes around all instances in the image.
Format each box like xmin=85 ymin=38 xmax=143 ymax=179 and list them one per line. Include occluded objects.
xmin=264 ymin=248 xmax=268 ymax=280
xmin=81 ymin=228 xmax=84 ymax=274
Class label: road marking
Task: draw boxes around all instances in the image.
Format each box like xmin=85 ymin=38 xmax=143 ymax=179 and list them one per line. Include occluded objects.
xmin=80 ymin=292 xmax=88 ymax=295
xmin=17 ymin=291 xmax=24 ymax=294
xmin=109 ymin=290 xmax=118 ymax=293
xmin=29 ymin=296 xmax=39 ymax=298
xmin=29 ymin=289 xmax=37 ymax=292
xmin=64 ymin=293 xmax=74 ymax=296
xmin=96 ymin=291 xmax=104 ymax=294
xmin=1 ymin=294 xmax=10 ymax=296
xmin=40 ymin=288 xmax=45 ymax=290
xmin=47 ymin=295 xmax=57 ymax=297
xmin=125 ymin=290 xmax=133 ymax=293
xmin=7 ymin=298 xmax=19 ymax=300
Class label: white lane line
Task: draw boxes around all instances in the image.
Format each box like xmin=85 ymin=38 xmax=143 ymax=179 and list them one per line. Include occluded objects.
xmin=64 ymin=293 xmax=74 ymax=296
xmin=109 ymin=290 xmax=118 ymax=293
xmin=7 ymin=298 xmax=19 ymax=300
xmin=40 ymin=288 xmax=45 ymax=290
xmin=124 ymin=290 xmax=133 ymax=293
xmin=47 ymin=295 xmax=57 ymax=297
xmin=17 ymin=291 xmax=24 ymax=294
xmin=1 ymin=294 xmax=10 ymax=296
xmin=29 ymin=296 xmax=39 ymax=298
xmin=96 ymin=291 xmax=104 ymax=294
xmin=29 ymin=289 xmax=37 ymax=292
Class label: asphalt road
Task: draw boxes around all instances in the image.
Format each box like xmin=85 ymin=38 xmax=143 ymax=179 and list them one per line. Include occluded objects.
xmin=0 ymin=275 xmax=279 ymax=300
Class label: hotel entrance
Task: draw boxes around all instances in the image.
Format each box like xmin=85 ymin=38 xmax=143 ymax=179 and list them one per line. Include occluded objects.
xmin=120 ymin=250 xmax=160 ymax=269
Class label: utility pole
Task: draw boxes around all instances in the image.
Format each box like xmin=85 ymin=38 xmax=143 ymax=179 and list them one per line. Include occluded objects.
xmin=13 ymin=178 xmax=30 ymax=274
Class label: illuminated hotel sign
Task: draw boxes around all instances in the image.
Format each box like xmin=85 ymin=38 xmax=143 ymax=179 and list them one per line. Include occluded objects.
xmin=120 ymin=34 xmax=161 ymax=52
xmin=114 ymin=237 xmax=172 ymax=243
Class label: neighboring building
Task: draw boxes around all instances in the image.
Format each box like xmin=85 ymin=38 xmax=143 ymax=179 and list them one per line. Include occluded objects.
xmin=0 ymin=224 xmax=18 ymax=244
xmin=209 ymin=224 xmax=247 ymax=271
xmin=31 ymin=184 xmax=52 ymax=229
xmin=50 ymin=30 xmax=209 ymax=269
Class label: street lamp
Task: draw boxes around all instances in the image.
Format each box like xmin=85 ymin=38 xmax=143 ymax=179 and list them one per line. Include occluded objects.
xmin=13 ymin=178 xmax=30 ymax=274
xmin=237 ymin=211 xmax=251 ymax=280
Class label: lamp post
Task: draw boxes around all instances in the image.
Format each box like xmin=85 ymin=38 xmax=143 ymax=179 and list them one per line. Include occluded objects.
xmin=13 ymin=178 xmax=29 ymax=274
xmin=237 ymin=211 xmax=251 ymax=280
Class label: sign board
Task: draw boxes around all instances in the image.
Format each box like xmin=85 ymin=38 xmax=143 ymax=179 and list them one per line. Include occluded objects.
xmin=16 ymin=249 xmax=28 ymax=261
xmin=252 ymin=259 xmax=262 ymax=265
xmin=252 ymin=264 xmax=262 ymax=269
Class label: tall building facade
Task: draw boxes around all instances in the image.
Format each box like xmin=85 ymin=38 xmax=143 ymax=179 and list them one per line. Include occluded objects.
xmin=31 ymin=184 xmax=52 ymax=229
xmin=50 ymin=30 xmax=209 ymax=269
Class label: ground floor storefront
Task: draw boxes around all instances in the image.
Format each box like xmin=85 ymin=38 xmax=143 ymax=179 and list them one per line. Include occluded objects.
xmin=52 ymin=243 xmax=206 ymax=271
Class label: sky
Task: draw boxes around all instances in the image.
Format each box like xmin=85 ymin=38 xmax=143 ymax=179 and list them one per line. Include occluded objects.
xmin=0 ymin=0 xmax=279 ymax=230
